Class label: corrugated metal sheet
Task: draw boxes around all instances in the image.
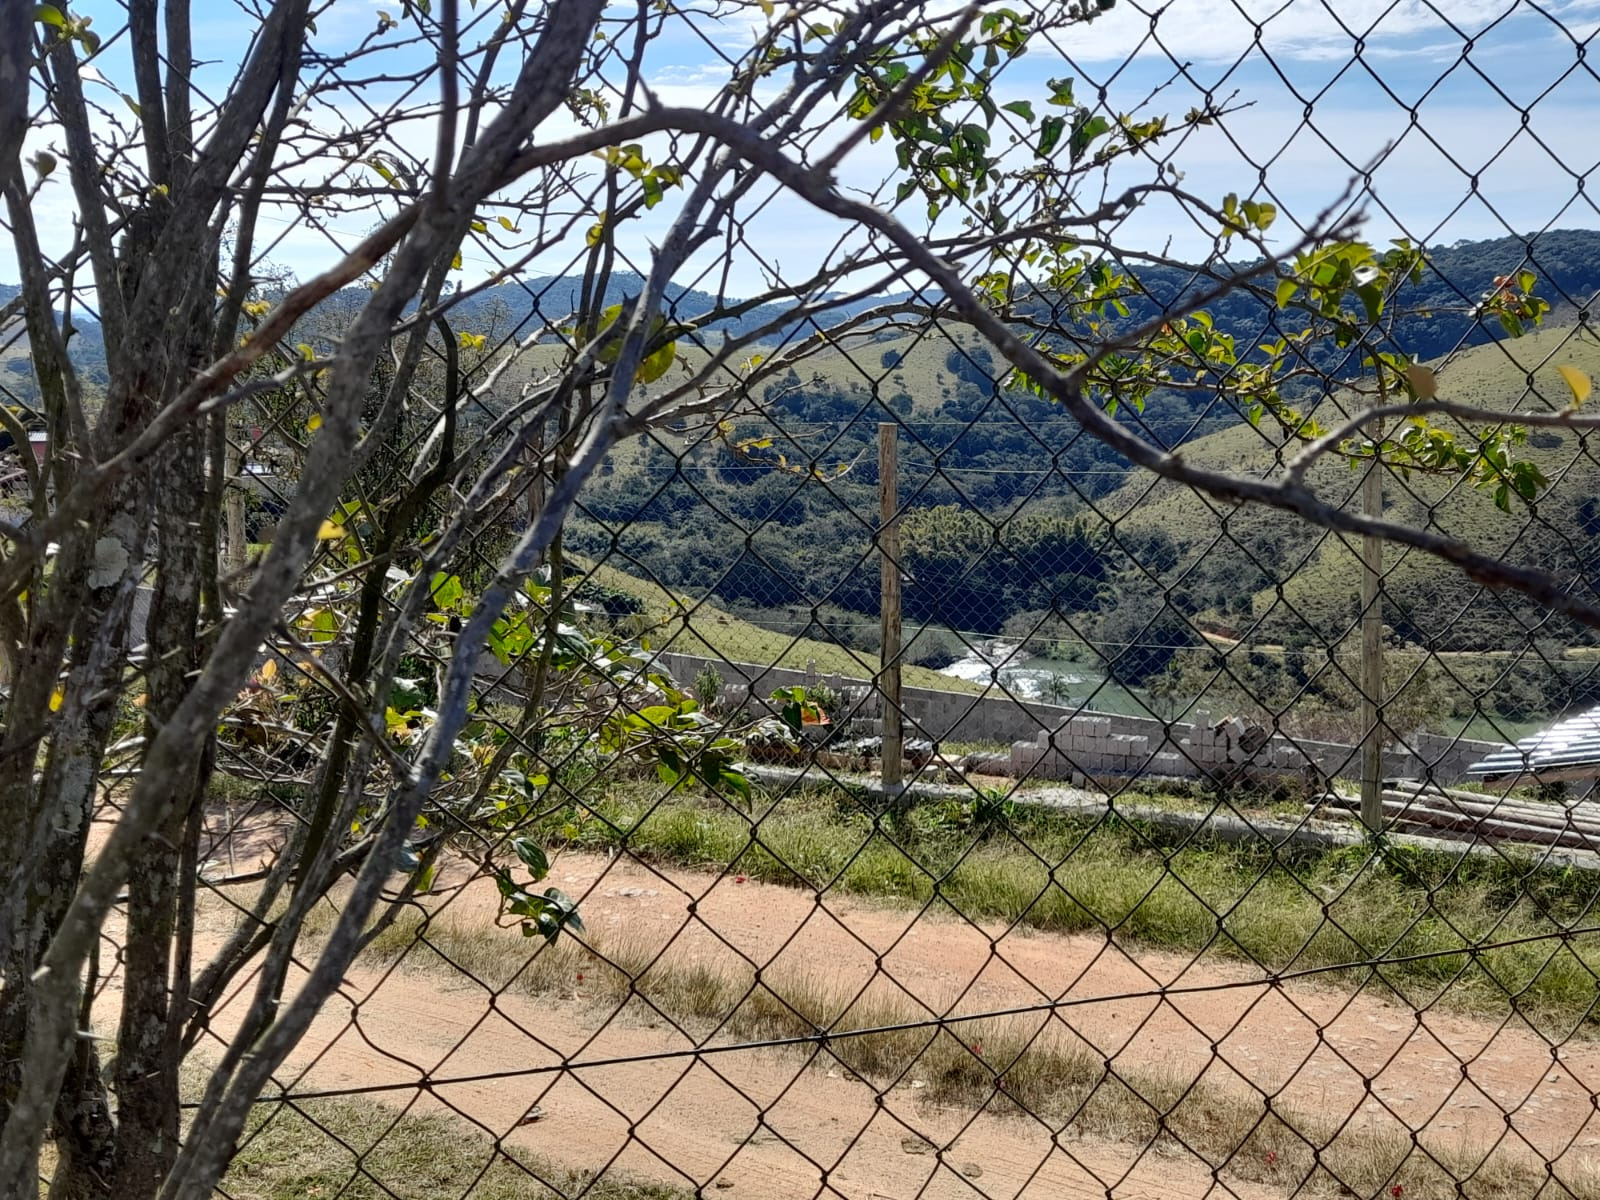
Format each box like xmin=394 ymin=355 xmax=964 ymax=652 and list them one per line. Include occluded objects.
xmin=1467 ymin=706 xmax=1600 ymax=779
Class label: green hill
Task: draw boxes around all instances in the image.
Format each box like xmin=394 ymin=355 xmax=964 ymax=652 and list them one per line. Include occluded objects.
xmin=574 ymin=557 xmax=980 ymax=693
xmin=1086 ymin=323 xmax=1600 ymax=730
xmin=1101 ymin=322 xmax=1600 ymax=650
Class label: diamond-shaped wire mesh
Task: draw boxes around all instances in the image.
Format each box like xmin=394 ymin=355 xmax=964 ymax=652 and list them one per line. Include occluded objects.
xmin=12 ymin=2 xmax=1600 ymax=1199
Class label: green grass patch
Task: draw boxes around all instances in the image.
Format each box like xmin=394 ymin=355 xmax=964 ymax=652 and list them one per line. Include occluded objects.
xmin=574 ymin=557 xmax=979 ymax=692
xmin=538 ymin=782 xmax=1600 ymax=1036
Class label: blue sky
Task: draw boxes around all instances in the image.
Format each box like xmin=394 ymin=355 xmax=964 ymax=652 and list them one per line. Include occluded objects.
xmin=14 ymin=0 xmax=1600 ymax=298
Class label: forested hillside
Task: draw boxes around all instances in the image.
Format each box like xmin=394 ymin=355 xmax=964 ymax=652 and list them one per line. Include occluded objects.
xmin=1121 ymin=228 xmax=1600 ymax=364
xmin=565 ymin=230 xmax=1600 ymax=725
xmin=7 ymin=231 xmax=1600 ymax=717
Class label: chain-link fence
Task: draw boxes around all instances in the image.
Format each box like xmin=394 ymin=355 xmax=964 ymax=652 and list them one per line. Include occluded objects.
xmin=10 ymin=1 xmax=1600 ymax=1198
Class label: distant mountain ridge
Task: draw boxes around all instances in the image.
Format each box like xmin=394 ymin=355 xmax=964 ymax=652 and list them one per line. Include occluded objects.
xmin=6 ymin=229 xmax=1600 ymax=382
xmin=441 ymin=272 xmax=928 ymax=341
xmin=1115 ymin=229 xmax=1600 ymax=365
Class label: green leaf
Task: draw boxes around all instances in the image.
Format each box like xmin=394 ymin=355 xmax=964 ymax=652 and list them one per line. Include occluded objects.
xmin=34 ymin=4 xmax=66 ymax=29
xmin=1252 ymin=200 xmax=1276 ymax=229
xmin=522 ymin=887 xmax=584 ymax=944
xmin=635 ymin=338 xmax=676 ymax=384
xmin=1037 ymin=114 xmax=1065 ymax=157
xmin=1001 ymin=99 xmax=1034 ymax=123
xmin=415 ymin=859 xmax=439 ymax=894
xmin=511 ymin=837 xmax=550 ymax=881
xmin=430 ymin=572 xmax=465 ymax=609
xmin=1356 ymin=283 xmax=1383 ymax=325
xmin=389 ymin=676 xmax=426 ymax=711
xmin=1069 ymin=113 xmax=1110 ymax=162
xmin=308 ymin=608 xmax=339 ymax=644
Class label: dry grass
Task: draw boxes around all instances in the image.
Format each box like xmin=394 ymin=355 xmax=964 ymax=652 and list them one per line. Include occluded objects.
xmin=34 ymin=1056 xmax=687 ymax=1200
xmin=315 ymin=906 xmax=1600 ymax=1200
xmin=224 ymin=1089 xmax=687 ymax=1200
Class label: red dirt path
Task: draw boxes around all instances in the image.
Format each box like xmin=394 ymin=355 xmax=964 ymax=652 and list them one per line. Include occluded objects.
xmin=148 ymin=833 xmax=1600 ymax=1200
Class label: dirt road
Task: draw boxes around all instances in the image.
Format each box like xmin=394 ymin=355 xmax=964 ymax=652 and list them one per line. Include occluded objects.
xmin=152 ymin=841 xmax=1600 ymax=1199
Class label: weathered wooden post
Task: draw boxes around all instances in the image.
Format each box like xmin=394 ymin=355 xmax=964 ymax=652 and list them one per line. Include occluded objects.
xmin=1360 ymin=414 xmax=1385 ymax=832
xmin=879 ymin=422 xmax=904 ymax=800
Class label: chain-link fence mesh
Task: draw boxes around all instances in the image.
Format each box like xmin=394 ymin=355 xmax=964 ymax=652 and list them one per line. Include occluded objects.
xmin=12 ymin=1 xmax=1600 ymax=1197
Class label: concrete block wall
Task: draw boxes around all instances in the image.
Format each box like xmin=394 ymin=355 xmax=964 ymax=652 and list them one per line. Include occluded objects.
xmin=654 ymin=650 xmax=1508 ymax=787
xmin=653 ymin=650 xmax=1096 ymax=743
xmin=1009 ymin=711 xmax=1503 ymax=786
xmin=1009 ymin=712 xmax=1374 ymax=783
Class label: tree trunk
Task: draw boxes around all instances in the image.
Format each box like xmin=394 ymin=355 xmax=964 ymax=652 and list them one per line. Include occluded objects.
xmin=110 ymin=380 xmax=212 ymax=1200
xmin=2 ymin=491 xmax=150 ymax=1198
xmin=48 ymin=1039 xmax=115 ymax=1200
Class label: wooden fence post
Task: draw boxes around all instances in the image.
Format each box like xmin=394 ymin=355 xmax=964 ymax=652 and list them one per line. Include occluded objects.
xmin=879 ymin=422 xmax=904 ymax=800
xmin=1360 ymin=414 xmax=1385 ymax=832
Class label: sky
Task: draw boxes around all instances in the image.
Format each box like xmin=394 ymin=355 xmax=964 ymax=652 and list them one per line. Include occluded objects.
xmin=9 ymin=0 xmax=1599 ymax=300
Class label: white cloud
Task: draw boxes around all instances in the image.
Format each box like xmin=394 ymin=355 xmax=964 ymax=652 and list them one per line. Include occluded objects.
xmin=8 ymin=0 xmax=1596 ymax=303
xmin=1052 ymin=0 xmax=1598 ymax=63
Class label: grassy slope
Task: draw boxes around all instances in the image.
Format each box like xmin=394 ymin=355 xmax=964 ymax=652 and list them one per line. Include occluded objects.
xmin=783 ymin=326 xmax=991 ymax=414
xmin=478 ymin=312 xmax=1600 ymax=672
xmin=1102 ymin=322 xmax=1600 ymax=641
xmin=575 ymin=556 xmax=981 ymax=692
xmin=493 ymin=327 xmax=975 ymax=493
xmin=452 ymin=328 xmax=993 ymax=688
